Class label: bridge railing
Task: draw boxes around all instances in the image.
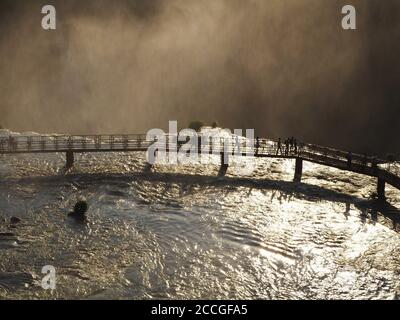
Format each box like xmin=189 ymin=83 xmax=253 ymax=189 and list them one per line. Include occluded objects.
xmin=298 ymin=142 xmax=400 ymax=180
xmin=383 ymin=163 xmax=400 ymax=176
xmin=300 ymin=142 xmax=387 ymax=165
xmin=0 ymin=134 xmax=149 ymax=152
xmin=1 ymin=134 xmax=399 ymax=179
xmin=159 ymin=134 xmax=263 ymax=156
xmin=0 ymin=134 xmax=299 ymax=157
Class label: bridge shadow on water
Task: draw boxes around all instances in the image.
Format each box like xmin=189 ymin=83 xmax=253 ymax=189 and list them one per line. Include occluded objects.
xmin=3 ymin=169 xmax=400 ymax=233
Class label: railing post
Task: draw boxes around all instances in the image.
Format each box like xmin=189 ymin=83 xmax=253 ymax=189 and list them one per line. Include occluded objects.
xmin=82 ymin=136 xmax=86 ymax=149
xmin=27 ymin=136 xmax=32 ymax=151
xmin=123 ymin=135 xmax=128 ymax=150
xmin=40 ymin=136 xmax=46 ymax=151
xmin=66 ymin=151 xmax=74 ymax=168
xmin=294 ymin=157 xmax=303 ymax=182
xmin=377 ymin=178 xmax=385 ymax=201
xmin=218 ymin=140 xmax=229 ymax=176
xmin=68 ymin=136 xmax=73 ymax=150
xmin=8 ymin=136 xmax=16 ymax=151
xmin=138 ymin=136 xmax=142 ymax=148
xmin=54 ymin=136 xmax=59 ymax=151
xmin=95 ymin=136 xmax=100 ymax=149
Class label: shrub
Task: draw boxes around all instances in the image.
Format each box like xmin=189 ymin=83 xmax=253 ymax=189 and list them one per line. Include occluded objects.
xmin=74 ymin=200 xmax=88 ymax=215
xmin=188 ymin=120 xmax=204 ymax=132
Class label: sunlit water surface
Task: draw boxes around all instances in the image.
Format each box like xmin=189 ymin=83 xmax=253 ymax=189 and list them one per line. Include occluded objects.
xmin=1 ymin=131 xmax=400 ymax=299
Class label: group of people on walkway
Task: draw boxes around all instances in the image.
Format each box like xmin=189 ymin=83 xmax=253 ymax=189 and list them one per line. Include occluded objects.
xmin=276 ymin=137 xmax=298 ymax=156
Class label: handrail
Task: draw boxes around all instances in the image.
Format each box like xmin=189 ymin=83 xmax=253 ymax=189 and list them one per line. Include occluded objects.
xmin=0 ymin=134 xmax=399 ymax=181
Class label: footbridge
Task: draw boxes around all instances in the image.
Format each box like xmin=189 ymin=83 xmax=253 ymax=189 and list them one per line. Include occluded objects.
xmin=1 ymin=134 xmax=399 ymax=200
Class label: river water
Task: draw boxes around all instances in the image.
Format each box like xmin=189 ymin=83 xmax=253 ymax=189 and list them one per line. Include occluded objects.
xmin=0 ymin=130 xmax=400 ymax=299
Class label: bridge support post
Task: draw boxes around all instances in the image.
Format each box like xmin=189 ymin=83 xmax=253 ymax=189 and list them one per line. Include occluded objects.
xmin=221 ymin=151 xmax=229 ymax=166
xmin=294 ymin=158 xmax=303 ymax=182
xmin=218 ymin=151 xmax=229 ymax=176
xmin=66 ymin=151 xmax=74 ymax=168
xmin=377 ymin=178 xmax=386 ymax=201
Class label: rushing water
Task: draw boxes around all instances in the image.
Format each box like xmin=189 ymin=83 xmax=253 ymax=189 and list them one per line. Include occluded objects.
xmin=0 ymin=130 xmax=400 ymax=299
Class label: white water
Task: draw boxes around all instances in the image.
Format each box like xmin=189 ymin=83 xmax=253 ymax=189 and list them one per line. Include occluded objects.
xmin=0 ymin=129 xmax=399 ymax=299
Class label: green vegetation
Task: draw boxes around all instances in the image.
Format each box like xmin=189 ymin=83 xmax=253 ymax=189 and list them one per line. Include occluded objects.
xmin=211 ymin=121 xmax=218 ymax=129
xmin=188 ymin=120 xmax=205 ymax=132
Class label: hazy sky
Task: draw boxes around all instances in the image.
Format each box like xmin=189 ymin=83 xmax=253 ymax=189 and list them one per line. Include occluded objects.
xmin=0 ymin=0 xmax=399 ymax=154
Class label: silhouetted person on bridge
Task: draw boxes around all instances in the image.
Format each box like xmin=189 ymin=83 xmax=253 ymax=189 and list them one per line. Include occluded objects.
xmin=255 ymin=137 xmax=260 ymax=155
xmin=276 ymin=138 xmax=282 ymax=155
xmin=362 ymin=153 xmax=368 ymax=169
xmin=371 ymin=155 xmax=378 ymax=174
xmin=347 ymin=152 xmax=353 ymax=168
xmin=285 ymin=139 xmax=290 ymax=156
xmin=290 ymin=137 xmax=294 ymax=152
xmin=235 ymin=136 xmax=240 ymax=153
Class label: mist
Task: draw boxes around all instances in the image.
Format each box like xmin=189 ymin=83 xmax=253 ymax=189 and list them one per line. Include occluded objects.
xmin=0 ymin=0 xmax=399 ymax=155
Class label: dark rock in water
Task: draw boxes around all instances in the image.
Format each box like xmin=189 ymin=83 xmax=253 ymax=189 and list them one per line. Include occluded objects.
xmin=74 ymin=201 xmax=88 ymax=215
xmin=0 ymin=271 xmax=36 ymax=290
xmin=68 ymin=200 xmax=89 ymax=221
xmin=10 ymin=217 xmax=22 ymax=224
xmin=0 ymin=232 xmax=16 ymax=237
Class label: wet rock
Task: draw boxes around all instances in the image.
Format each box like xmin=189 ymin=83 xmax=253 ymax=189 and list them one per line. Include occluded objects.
xmin=68 ymin=200 xmax=89 ymax=221
xmin=74 ymin=201 xmax=88 ymax=215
